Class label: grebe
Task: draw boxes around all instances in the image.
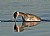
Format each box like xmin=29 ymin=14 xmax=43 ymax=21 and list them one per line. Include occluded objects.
xmin=13 ymin=12 xmax=41 ymax=27
xmin=13 ymin=12 xmax=41 ymax=21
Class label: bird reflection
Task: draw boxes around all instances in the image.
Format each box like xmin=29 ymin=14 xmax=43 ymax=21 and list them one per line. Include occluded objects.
xmin=14 ymin=21 xmax=40 ymax=32
xmin=14 ymin=23 xmax=24 ymax=32
xmin=22 ymin=21 xmax=40 ymax=27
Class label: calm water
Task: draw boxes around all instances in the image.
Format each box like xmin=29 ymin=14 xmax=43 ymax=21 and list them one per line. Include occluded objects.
xmin=0 ymin=0 xmax=50 ymax=36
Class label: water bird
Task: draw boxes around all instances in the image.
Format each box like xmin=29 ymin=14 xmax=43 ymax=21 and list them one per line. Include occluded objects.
xmin=13 ymin=11 xmax=41 ymax=27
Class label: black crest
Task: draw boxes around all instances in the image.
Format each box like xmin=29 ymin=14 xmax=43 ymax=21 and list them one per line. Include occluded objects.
xmin=13 ymin=12 xmax=17 ymax=19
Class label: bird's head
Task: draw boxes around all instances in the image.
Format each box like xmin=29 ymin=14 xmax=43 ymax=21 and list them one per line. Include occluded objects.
xmin=13 ymin=12 xmax=19 ymax=19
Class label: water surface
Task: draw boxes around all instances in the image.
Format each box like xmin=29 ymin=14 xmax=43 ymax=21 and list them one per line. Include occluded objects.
xmin=0 ymin=0 xmax=50 ymax=36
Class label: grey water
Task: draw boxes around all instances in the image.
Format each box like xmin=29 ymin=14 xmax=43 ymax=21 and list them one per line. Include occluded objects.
xmin=0 ymin=0 xmax=50 ymax=36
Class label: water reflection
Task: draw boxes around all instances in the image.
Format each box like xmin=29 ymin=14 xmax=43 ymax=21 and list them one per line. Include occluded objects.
xmin=14 ymin=21 xmax=40 ymax=32
xmin=14 ymin=22 xmax=24 ymax=32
